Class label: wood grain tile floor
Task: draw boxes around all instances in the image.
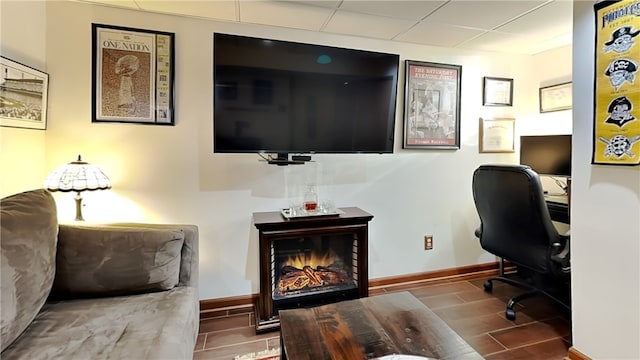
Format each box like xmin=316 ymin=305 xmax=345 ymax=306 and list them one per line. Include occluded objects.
xmin=193 ymin=273 xmax=571 ymax=360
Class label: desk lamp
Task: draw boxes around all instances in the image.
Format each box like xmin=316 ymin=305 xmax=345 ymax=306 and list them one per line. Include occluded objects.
xmin=44 ymin=155 xmax=111 ymax=221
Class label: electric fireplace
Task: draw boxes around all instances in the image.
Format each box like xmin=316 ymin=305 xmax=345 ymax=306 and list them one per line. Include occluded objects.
xmin=253 ymin=207 xmax=373 ymax=332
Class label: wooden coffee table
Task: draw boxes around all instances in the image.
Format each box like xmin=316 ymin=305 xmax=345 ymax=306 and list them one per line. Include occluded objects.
xmin=279 ymin=291 xmax=483 ymax=359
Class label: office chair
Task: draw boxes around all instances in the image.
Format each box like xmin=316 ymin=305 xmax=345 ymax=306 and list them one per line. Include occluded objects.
xmin=472 ymin=164 xmax=570 ymax=320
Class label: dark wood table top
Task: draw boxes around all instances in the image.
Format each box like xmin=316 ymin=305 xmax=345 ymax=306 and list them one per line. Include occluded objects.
xmin=253 ymin=207 xmax=373 ymax=229
xmin=279 ymin=291 xmax=483 ymax=360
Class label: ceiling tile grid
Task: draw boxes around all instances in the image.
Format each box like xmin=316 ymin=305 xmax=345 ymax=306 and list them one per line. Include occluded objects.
xmin=74 ymin=0 xmax=573 ymax=55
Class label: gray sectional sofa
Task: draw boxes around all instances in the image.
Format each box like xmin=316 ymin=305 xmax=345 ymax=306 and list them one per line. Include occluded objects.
xmin=0 ymin=189 xmax=199 ymax=359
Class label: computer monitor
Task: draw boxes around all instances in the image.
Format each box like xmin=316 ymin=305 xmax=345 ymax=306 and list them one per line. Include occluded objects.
xmin=519 ymin=135 xmax=572 ymax=176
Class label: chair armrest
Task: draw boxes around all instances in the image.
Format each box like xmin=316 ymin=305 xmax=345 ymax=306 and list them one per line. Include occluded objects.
xmin=550 ymin=237 xmax=570 ymax=273
xmin=474 ymin=225 xmax=482 ymax=238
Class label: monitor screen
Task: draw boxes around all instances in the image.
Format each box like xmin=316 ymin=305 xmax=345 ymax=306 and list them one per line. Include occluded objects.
xmin=213 ymin=33 xmax=400 ymax=155
xmin=520 ymin=135 xmax=572 ymax=176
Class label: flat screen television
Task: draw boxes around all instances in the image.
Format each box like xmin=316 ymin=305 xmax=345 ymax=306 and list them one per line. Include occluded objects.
xmin=520 ymin=135 xmax=572 ymax=176
xmin=213 ymin=33 xmax=400 ymax=160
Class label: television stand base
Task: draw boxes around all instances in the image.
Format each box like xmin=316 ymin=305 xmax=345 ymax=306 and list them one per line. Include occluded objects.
xmin=267 ymin=159 xmax=304 ymax=166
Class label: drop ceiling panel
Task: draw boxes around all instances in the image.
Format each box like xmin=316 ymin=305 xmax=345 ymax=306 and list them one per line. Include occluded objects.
xmin=396 ymin=21 xmax=485 ymax=48
xmin=137 ymin=1 xmax=237 ymax=21
xmin=426 ymin=0 xmax=548 ymax=30
xmin=286 ymin=0 xmax=341 ymax=9
xmin=323 ymin=10 xmax=416 ymax=40
xmin=337 ymin=1 xmax=447 ymax=21
xmin=459 ymin=29 xmax=568 ymax=55
xmin=239 ymin=1 xmax=333 ymax=31
xmin=495 ymin=0 xmax=573 ymax=38
xmin=75 ymin=0 xmax=139 ymax=9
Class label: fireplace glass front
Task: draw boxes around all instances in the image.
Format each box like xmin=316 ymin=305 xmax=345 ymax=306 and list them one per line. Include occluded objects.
xmin=271 ymin=233 xmax=358 ymax=313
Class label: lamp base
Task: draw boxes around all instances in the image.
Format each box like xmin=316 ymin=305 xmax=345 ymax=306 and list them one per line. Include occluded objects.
xmin=74 ymin=192 xmax=84 ymax=221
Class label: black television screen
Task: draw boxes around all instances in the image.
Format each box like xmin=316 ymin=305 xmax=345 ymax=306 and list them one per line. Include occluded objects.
xmin=520 ymin=135 xmax=572 ymax=176
xmin=213 ymin=33 xmax=400 ymax=155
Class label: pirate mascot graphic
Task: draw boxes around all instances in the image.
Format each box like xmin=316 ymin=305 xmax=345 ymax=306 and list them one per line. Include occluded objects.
xmin=604 ymin=58 xmax=638 ymax=91
xmin=605 ymin=96 xmax=636 ymax=127
xmin=603 ymin=26 xmax=640 ymax=53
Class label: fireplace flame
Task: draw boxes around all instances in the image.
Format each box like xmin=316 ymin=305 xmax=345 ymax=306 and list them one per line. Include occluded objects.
xmin=283 ymin=251 xmax=336 ymax=269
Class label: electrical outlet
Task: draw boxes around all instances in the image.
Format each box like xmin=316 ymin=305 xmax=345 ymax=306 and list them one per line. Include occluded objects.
xmin=424 ymin=235 xmax=433 ymax=250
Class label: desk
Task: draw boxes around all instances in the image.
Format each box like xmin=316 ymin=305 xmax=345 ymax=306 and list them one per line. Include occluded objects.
xmin=545 ymin=194 xmax=569 ymax=224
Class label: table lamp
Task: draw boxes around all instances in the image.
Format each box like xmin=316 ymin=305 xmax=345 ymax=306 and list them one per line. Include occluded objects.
xmin=44 ymin=155 xmax=111 ymax=221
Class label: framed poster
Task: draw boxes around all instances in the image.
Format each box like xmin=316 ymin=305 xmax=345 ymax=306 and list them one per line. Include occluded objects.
xmin=592 ymin=0 xmax=640 ymax=166
xmin=482 ymin=77 xmax=513 ymax=106
xmin=403 ymin=60 xmax=461 ymax=150
xmin=0 ymin=56 xmax=49 ymax=130
xmin=540 ymin=82 xmax=572 ymax=113
xmin=479 ymin=118 xmax=515 ymax=153
xmin=92 ymin=23 xmax=175 ymax=125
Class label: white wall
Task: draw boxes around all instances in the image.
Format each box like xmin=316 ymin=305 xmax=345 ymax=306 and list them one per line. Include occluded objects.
xmin=571 ymin=2 xmax=640 ymax=359
xmin=2 ymin=1 xmax=571 ymax=301
xmin=0 ymin=1 xmax=48 ymax=195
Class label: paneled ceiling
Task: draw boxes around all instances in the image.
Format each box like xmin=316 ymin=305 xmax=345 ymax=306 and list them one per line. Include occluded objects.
xmin=75 ymin=0 xmax=573 ymax=55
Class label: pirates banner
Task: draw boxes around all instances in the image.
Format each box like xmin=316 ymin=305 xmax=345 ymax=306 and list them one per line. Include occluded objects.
xmin=593 ymin=0 xmax=640 ymax=165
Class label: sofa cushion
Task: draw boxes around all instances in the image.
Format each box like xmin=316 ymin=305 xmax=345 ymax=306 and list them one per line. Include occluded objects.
xmin=53 ymin=226 xmax=185 ymax=298
xmin=0 ymin=287 xmax=199 ymax=359
xmin=0 ymin=189 xmax=58 ymax=352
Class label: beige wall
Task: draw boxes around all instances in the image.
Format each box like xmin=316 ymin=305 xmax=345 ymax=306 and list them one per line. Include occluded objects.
xmin=571 ymin=2 xmax=640 ymax=359
xmin=0 ymin=1 xmax=48 ymax=195
xmin=3 ymin=1 xmax=571 ymax=301
xmin=3 ymin=2 xmax=639 ymax=358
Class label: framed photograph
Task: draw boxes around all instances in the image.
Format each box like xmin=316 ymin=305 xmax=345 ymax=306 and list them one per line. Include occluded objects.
xmin=482 ymin=77 xmax=513 ymax=106
xmin=539 ymin=82 xmax=572 ymax=113
xmin=403 ymin=60 xmax=462 ymax=150
xmin=92 ymin=23 xmax=174 ymax=125
xmin=479 ymin=118 xmax=515 ymax=153
xmin=0 ymin=56 xmax=49 ymax=130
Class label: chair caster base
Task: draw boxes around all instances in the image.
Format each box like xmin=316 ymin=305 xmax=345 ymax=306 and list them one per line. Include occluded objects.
xmin=483 ymin=280 xmax=493 ymax=292
xmin=506 ymin=308 xmax=516 ymax=320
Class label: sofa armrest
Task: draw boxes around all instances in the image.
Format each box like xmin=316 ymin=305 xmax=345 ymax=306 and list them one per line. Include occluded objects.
xmin=55 ymin=223 xmax=198 ymax=298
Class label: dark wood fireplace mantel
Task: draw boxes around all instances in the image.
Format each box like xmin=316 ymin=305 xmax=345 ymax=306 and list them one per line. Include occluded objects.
xmin=253 ymin=207 xmax=373 ymax=332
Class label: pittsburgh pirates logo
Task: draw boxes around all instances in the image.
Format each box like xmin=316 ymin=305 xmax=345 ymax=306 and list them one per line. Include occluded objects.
xmin=599 ymin=135 xmax=640 ymax=159
xmin=604 ymin=26 xmax=640 ymax=53
xmin=605 ymin=58 xmax=638 ymax=91
xmin=605 ymin=96 xmax=636 ymax=127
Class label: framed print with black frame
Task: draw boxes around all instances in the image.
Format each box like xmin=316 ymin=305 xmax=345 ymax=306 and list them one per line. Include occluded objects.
xmin=482 ymin=76 xmax=513 ymax=106
xmin=0 ymin=56 xmax=49 ymax=130
xmin=92 ymin=23 xmax=175 ymax=125
xmin=403 ymin=60 xmax=462 ymax=150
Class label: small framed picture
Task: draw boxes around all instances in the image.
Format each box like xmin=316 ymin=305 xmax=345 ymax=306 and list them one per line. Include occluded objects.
xmin=482 ymin=77 xmax=513 ymax=106
xmin=0 ymin=56 xmax=49 ymax=130
xmin=92 ymin=23 xmax=175 ymax=125
xmin=539 ymin=82 xmax=572 ymax=113
xmin=479 ymin=117 xmax=515 ymax=153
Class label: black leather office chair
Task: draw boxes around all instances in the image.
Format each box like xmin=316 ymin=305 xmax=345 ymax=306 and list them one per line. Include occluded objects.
xmin=472 ymin=164 xmax=570 ymax=320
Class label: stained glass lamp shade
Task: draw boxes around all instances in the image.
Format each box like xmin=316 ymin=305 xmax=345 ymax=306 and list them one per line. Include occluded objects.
xmin=44 ymin=155 xmax=111 ymax=221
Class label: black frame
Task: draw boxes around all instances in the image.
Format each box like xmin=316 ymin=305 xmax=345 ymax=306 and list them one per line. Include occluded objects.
xmin=482 ymin=76 xmax=513 ymax=106
xmin=0 ymin=56 xmax=49 ymax=130
xmin=92 ymin=23 xmax=175 ymax=125
xmin=403 ymin=60 xmax=462 ymax=150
